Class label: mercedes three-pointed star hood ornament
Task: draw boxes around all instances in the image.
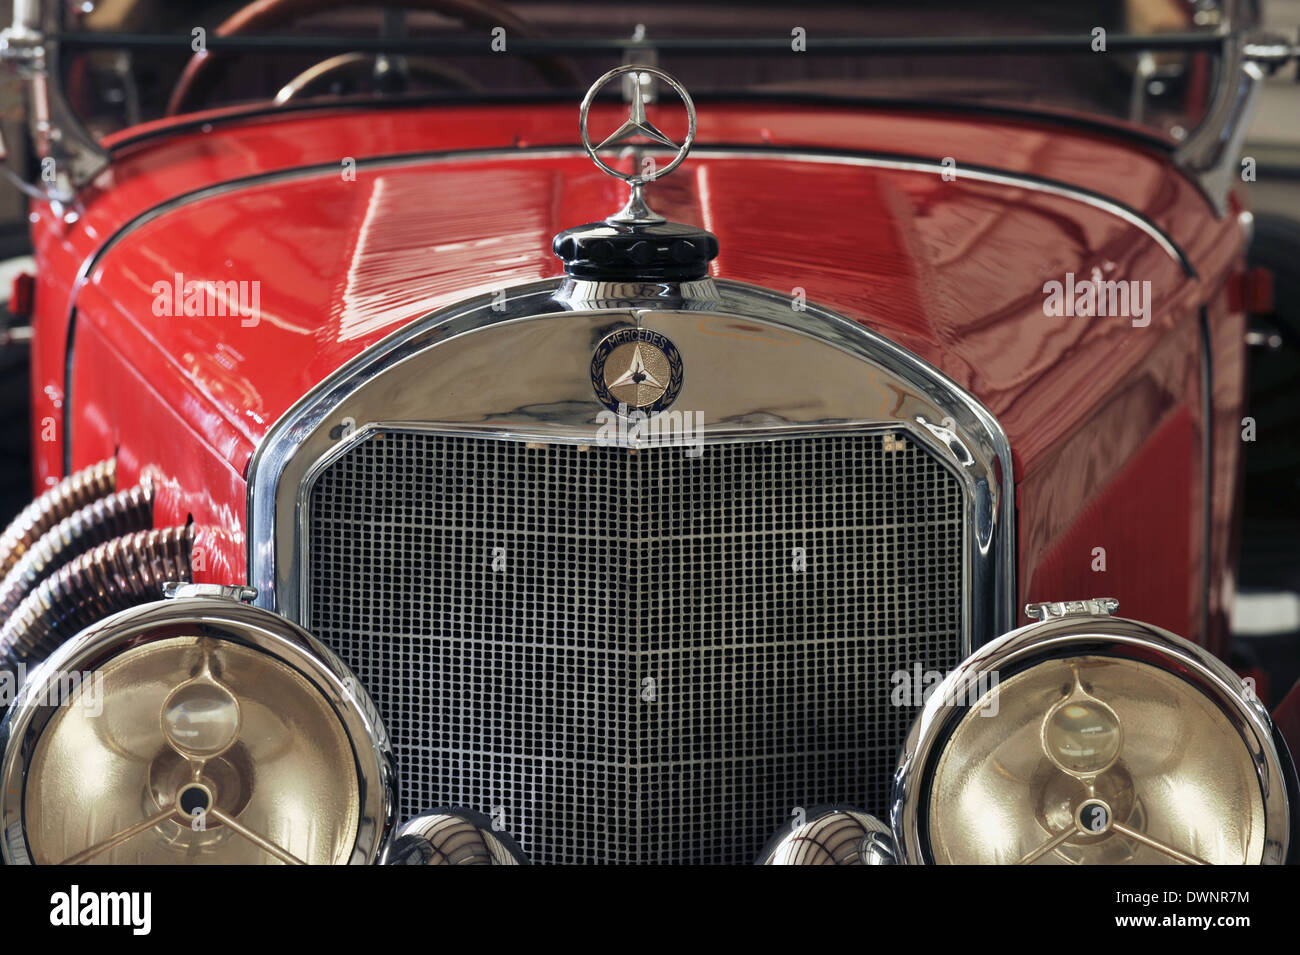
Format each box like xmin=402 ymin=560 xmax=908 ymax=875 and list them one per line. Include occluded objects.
xmin=553 ymin=66 xmax=719 ymax=281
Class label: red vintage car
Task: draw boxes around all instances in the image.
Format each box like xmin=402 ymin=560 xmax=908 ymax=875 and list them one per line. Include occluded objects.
xmin=0 ymin=0 xmax=1295 ymax=866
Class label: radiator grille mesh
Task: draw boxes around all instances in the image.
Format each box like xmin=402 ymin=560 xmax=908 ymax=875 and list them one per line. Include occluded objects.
xmin=307 ymin=430 xmax=964 ymax=863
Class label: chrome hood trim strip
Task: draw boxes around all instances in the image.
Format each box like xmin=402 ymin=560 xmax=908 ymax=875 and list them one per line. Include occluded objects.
xmin=63 ymin=142 xmax=1194 ymax=472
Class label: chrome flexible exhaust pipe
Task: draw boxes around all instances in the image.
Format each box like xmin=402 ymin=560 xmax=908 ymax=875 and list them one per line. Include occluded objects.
xmin=0 ymin=459 xmax=116 ymax=580
xmin=0 ymin=525 xmax=193 ymax=670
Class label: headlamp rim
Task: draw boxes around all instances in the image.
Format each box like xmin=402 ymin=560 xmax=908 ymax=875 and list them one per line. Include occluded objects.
xmin=0 ymin=596 xmax=395 ymax=865
xmin=891 ymin=614 xmax=1292 ymax=865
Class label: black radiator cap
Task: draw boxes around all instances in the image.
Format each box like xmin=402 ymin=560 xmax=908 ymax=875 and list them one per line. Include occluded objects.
xmin=553 ymin=218 xmax=719 ymax=281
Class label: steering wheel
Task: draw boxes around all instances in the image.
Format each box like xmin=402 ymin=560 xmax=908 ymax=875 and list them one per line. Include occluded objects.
xmin=166 ymin=0 xmax=582 ymax=116
xmin=271 ymin=52 xmax=485 ymax=103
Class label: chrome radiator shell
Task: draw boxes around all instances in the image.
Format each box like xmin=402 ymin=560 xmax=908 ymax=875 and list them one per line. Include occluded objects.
xmin=248 ymin=278 xmax=1015 ymax=863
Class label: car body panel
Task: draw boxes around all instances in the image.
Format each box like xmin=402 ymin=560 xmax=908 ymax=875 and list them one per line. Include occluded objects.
xmin=28 ymin=100 xmax=1248 ymax=658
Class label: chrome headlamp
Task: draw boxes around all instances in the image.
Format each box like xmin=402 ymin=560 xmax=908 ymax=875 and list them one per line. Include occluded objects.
xmin=0 ymin=589 xmax=394 ymax=864
xmin=893 ymin=602 xmax=1294 ymax=865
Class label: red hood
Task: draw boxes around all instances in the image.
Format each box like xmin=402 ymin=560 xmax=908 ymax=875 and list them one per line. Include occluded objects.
xmin=36 ymin=102 xmax=1244 ymax=648
xmin=58 ymin=102 xmax=1227 ymax=485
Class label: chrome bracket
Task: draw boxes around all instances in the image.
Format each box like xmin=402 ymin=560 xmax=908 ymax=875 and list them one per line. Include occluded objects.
xmin=620 ymin=24 xmax=659 ymax=103
xmin=163 ymin=582 xmax=259 ymax=603
xmin=1025 ymin=597 xmax=1120 ymax=621
xmin=1242 ymin=31 xmax=1300 ymax=74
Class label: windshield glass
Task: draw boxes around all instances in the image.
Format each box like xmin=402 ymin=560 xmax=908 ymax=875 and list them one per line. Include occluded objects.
xmin=61 ymin=0 xmax=1241 ymax=145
